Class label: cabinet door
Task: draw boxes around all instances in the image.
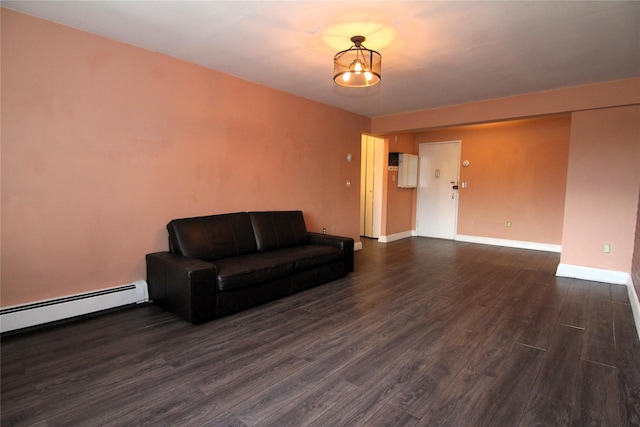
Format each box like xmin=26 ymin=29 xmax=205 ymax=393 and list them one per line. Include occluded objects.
xmin=398 ymin=154 xmax=418 ymax=188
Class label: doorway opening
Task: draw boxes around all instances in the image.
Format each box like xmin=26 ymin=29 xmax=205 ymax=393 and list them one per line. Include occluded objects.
xmin=360 ymin=134 xmax=385 ymax=239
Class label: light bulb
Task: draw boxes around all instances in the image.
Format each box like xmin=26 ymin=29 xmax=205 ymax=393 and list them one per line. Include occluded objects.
xmin=342 ymin=72 xmax=351 ymax=82
xmin=365 ymin=72 xmax=373 ymax=81
xmin=353 ymin=60 xmax=363 ymax=73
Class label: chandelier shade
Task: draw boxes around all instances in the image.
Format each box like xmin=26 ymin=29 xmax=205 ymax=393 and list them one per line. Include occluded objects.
xmin=333 ymin=35 xmax=381 ymax=88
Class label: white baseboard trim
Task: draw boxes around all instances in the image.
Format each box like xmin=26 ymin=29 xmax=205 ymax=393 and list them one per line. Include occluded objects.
xmin=555 ymin=263 xmax=630 ymax=285
xmin=0 ymin=281 xmax=149 ymax=334
xmin=628 ymin=277 xmax=640 ymax=341
xmin=378 ymin=230 xmax=414 ymax=243
xmin=455 ymin=234 xmax=562 ymax=253
xmin=354 ymin=241 xmax=363 ymax=251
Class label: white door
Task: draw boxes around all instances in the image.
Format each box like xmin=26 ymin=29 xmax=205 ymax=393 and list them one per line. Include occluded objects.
xmin=416 ymin=141 xmax=461 ymax=239
xmin=360 ymin=135 xmax=384 ymax=238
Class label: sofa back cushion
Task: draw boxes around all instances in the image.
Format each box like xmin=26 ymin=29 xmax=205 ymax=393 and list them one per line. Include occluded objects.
xmin=249 ymin=211 xmax=309 ymax=252
xmin=167 ymin=212 xmax=257 ymax=260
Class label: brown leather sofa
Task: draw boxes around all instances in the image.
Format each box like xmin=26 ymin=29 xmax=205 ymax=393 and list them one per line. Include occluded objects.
xmin=146 ymin=211 xmax=354 ymax=323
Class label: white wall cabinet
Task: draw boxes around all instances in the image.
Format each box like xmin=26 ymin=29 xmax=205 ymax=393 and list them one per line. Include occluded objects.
xmin=398 ymin=153 xmax=418 ymax=188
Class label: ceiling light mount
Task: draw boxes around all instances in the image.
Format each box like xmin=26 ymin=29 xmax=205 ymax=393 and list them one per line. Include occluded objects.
xmin=333 ymin=35 xmax=381 ymax=88
xmin=350 ymin=35 xmax=366 ymax=46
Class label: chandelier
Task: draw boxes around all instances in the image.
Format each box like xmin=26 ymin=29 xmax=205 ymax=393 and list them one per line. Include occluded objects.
xmin=333 ymin=35 xmax=381 ymax=88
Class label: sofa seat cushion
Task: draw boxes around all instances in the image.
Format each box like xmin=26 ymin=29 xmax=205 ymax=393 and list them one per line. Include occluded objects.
xmin=214 ymin=253 xmax=294 ymax=291
xmin=277 ymin=245 xmax=343 ymax=271
xmin=213 ymin=245 xmax=343 ymax=291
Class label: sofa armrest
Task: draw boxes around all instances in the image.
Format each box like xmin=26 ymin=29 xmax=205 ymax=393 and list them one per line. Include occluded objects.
xmin=308 ymin=232 xmax=354 ymax=273
xmin=146 ymin=252 xmax=217 ymax=324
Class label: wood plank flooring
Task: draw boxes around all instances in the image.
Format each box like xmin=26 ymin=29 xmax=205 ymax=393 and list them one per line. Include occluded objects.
xmin=2 ymin=237 xmax=639 ymax=426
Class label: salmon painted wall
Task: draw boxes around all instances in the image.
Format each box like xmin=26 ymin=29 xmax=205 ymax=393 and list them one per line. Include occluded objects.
xmin=561 ymin=105 xmax=640 ymax=273
xmin=1 ymin=10 xmax=369 ymax=307
xmin=384 ymin=134 xmax=417 ymax=236
xmin=415 ymin=117 xmax=571 ymax=245
xmin=372 ymin=78 xmax=640 ymax=134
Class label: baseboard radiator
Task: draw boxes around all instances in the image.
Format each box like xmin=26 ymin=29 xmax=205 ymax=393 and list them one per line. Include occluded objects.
xmin=0 ymin=281 xmax=149 ymax=334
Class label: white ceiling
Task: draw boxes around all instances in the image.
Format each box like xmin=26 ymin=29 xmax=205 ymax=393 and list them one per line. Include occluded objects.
xmin=4 ymin=1 xmax=640 ymax=118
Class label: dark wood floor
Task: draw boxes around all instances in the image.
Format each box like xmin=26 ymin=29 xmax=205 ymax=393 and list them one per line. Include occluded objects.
xmin=2 ymin=237 xmax=639 ymax=426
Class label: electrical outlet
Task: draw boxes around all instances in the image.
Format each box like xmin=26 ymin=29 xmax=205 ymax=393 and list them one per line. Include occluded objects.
xmin=322 ymin=228 xmax=327 ymax=234
xmin=603 ymin=243 xmax=611 ymax=253
xmin=506 ymin=221 xmax=512 ymax=228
